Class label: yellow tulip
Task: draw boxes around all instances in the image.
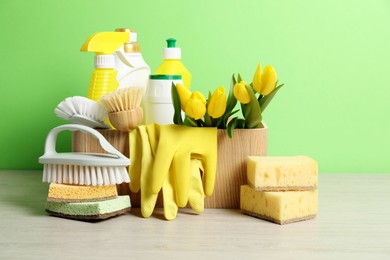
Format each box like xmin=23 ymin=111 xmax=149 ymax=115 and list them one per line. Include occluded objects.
xmin=207 ymin=86 xmax=227 ymax=118
xmin=261 ymin=65 xmax=277 ymax=95
xmin=176 ymin=83 xmax=191 ymax=110
xmin=233 ymin=81 xmax=250 ymax=104
xmin=252 ymin=64 xmax=277 ymax=95
xmin=185 ymin=91 xmax=207 ymax=120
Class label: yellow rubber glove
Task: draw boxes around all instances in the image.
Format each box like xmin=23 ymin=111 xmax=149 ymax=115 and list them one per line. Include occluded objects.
xmin=188 ymin=159 xmax=205 ymax=213
xmin=129 ymin=125 xmax=159 ymax=218
xmin=128 ymin=124 xmax=217 ymax=220
xmin=160 ymin=158 xmax=206 ymax=220
xmin=151 ymin=124 xmax=217 ymax=207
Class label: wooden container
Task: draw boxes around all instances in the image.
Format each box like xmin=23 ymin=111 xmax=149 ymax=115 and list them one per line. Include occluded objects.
xmin=206 ymin=128 xmax=267 ymax=208
xmin=72 ymin=127 xmax=267 ymax=209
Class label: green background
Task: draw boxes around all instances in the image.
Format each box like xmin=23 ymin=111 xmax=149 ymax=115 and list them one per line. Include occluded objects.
xmin=1 ymin=0 xmax=389 ymax=173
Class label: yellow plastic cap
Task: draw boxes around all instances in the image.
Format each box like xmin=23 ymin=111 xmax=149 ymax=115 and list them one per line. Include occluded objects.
xmin=80 ymin=32 xmax=130 ymax=55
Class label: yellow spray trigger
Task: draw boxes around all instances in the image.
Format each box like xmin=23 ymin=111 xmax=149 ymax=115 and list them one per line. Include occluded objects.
xmin=80 ymin=32 xmax=130 ymax=55
xmin=81 ymin=30 xmax=132 ymax=100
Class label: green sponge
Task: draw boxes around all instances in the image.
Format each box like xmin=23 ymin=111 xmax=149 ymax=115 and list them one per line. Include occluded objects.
xmin=45 ymin=195 xmax=131 ymax=220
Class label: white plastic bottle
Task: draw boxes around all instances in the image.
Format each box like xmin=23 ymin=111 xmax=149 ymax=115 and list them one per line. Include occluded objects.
xmin=114 ymin=28 xmax=150 ymax=90
xmin=145 ymin=74 xmax=182 ymax=124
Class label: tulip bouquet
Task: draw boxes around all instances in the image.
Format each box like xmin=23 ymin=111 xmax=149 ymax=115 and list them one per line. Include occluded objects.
xmin=171 ymin=64 xmax=284 ymax=137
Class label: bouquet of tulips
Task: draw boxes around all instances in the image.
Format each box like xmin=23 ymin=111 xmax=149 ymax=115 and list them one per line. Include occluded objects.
xmin=171 ymin=64 xmax=284 ymax=137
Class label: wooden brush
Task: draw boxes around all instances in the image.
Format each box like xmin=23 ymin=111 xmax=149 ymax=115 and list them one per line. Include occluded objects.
xmin=100 ymin=87 xmax=144 ymax=131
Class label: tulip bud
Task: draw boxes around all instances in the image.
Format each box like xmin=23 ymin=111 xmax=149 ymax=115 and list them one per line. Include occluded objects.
xmin=185 ymin=91 xmax=207 ymax=120
xmin=207 ymin=86 xmax=227 ymax=118
xmin=233 ymin=81 xmax=250 ymax=104
xmin=252 ymin=64 xmax=262 ymax=94
xmin=176 ymin=83 xmax=192 ymax=110
xmin=261 ymin=65 xmax=277 ymax=95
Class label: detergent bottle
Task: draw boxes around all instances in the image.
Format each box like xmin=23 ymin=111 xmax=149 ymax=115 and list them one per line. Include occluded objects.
xmin=80 ymin=31 xmax=130 ymax=101
xmin=114 ymin=28 xmax=150 ymax=90
xmin=154 ymin=38 xmax=192 ymax=89
xmin=145 ymin=74 xmax=183 ymax=124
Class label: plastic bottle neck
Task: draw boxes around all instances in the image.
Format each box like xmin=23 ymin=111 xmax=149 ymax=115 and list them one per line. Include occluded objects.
xmin=94 ymin=54 xmax=115 ymax=68
xmin=163 ymin=58 xmax=181 ymax=61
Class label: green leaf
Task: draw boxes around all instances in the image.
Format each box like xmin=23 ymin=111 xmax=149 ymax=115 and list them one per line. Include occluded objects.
xmin=257 ymin=121 xmax=265 ymax=128
xmin=197 ymin=119 xmax=205 ymax=127
xmin=183 ymin=116 xmax=198 ymax=127
xmin=236 ymin=118 xmax=246 ymax=128
xmin=204 ymin=112 xmax=212 ymax=127
xmin=204 ymin=91 xmax=213 ymax=127
xmin=249 ymin=82 xmax=261 ymax=101
xmin=171 ymin=82 xmax=183 ymax=125
xmin=226 ymin=74 xmax=238 ymax=112
xmin=249 ymin=82 xmax=256 ymax=93
xmin=240 ymin=101 xmax=253 ymax=125
xmin=229 ymin=108 xmax=240 ymax=117
xmin=227 ymin=117 xmax=238 ymax=138
xmin=259 ymin=82 xmax=284 ymax=113
xmin=225 ymin=109 xmax=239 ymax=120
xmin=206 ymin=90 xmax=211 ymax=104
xmin=223 ymin=109 xmax=239 ymax=128
xmin=213 ymin=117 xmax=222 ymax=128
xmin=237 ymin=73 xmax=243 ymax=83
xmin=221 ymin=74 xmax=238 ymax=129
xmin=214 ymin=113 xmax=231 ymax=128
xmin=242 ymin=85 xmax=262 ymax=128
xmin=226 ymin=117 xmax=247 ymax=138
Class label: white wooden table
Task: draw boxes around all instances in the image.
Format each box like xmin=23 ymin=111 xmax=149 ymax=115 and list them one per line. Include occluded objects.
xmin=1 ymin=171 xmax=389 ymax=259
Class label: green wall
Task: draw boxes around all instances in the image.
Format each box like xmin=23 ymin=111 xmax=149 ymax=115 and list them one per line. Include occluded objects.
xmin=1 ymin=0 xmax=389 ymax=173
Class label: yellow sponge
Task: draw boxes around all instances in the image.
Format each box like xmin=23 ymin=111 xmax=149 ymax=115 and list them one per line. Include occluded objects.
xmin=240 ymin=185 xmax=317 ymax=225
xmin=247 ymin=156 xmax=318 ymax=191
xmin=47 ymin=183 xmax=118 ymax=202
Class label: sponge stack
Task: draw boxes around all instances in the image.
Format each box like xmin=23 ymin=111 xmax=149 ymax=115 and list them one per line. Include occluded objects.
xmin=240 ymin=156 xmax=318 ymax=225
xmin=45 ymin=183 xmax=131 ymax=220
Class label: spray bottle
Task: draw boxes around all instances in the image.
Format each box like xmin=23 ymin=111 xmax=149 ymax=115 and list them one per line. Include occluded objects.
xmin=114 ymin=28 xmax=150 ymax=90
xmin=154 ymin=38 xmax=192 ymax=89
xmin=80 ymin=31 xmax=131 ymax=101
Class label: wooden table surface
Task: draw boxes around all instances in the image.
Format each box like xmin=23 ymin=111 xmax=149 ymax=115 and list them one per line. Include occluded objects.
xmin=1 ymin=170 xmax=390 ymax=259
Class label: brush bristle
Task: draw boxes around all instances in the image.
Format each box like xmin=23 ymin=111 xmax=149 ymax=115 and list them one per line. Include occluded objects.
xmin=100 ymin=87 xmax=144 ymax=112
xmin=55 ymin=96 xmax=108 ymax=124
xmin=42 ymin=164 xmax=130 ymax=186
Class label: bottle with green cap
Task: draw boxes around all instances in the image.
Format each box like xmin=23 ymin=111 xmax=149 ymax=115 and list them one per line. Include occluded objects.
xmin=145 ymin=74 xmax=183 ymax=124
xmin=154 ymin=38 xmax=192 ymax=89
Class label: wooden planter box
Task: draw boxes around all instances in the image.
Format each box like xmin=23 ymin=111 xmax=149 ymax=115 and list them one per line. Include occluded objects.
xmin=72 ymin=127 xmax=267 ymax=209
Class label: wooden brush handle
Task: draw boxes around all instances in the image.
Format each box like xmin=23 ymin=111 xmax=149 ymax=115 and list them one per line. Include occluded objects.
xmin=108 ymin=107 xmax=143 ymax=131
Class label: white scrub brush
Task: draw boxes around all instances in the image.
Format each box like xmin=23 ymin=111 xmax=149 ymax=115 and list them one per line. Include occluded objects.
xmin=39 ymin=124 xmax=130 ymax=186
xmin=55 ymin=96 xmax=109 ymax=129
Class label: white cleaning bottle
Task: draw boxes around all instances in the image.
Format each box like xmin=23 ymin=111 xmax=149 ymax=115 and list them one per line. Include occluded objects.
xmin=145 ymin=74 xmax=183 ymax=124
xmin=114 ymin=28 xmax=151 ymax=90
